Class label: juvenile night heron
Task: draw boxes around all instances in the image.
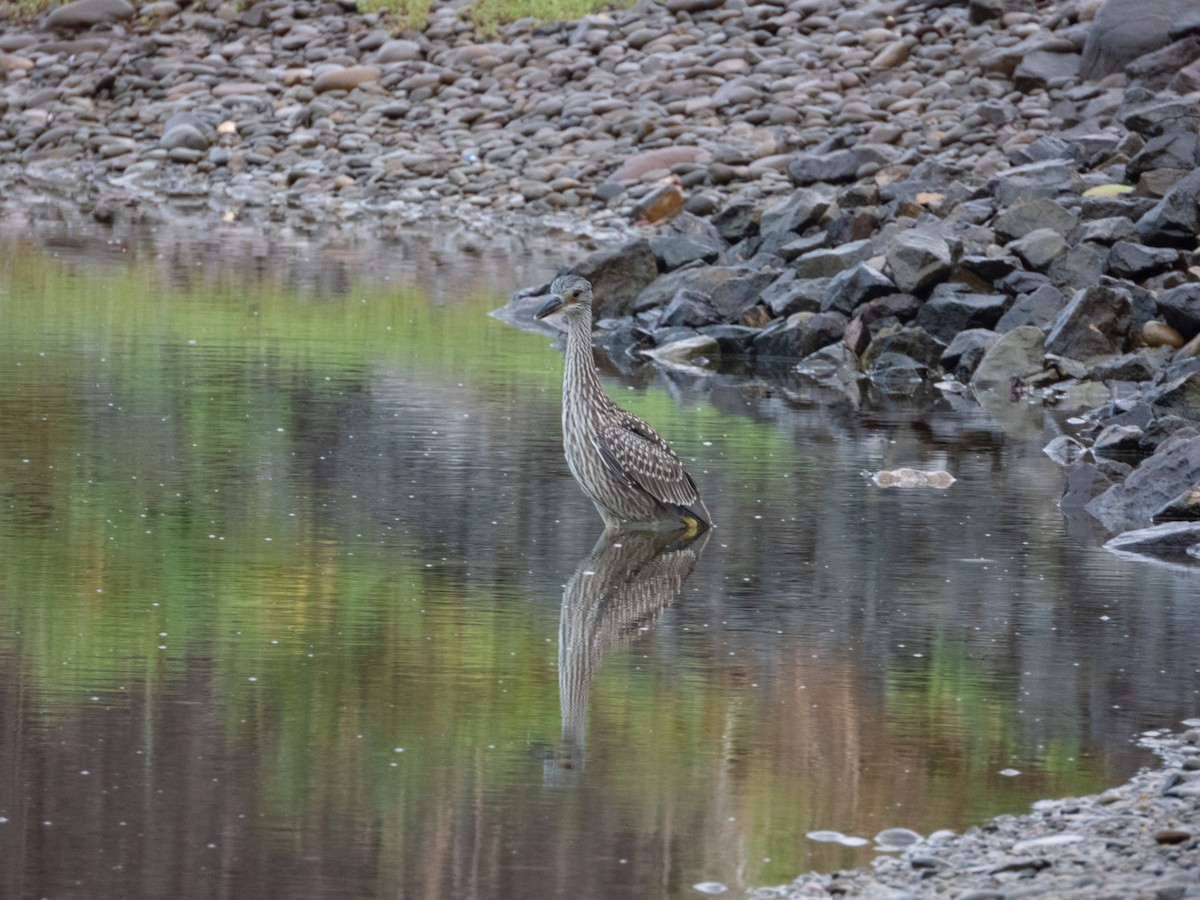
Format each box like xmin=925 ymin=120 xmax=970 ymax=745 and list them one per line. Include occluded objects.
xmin=534 ymin=274 xmax=712 ymax=533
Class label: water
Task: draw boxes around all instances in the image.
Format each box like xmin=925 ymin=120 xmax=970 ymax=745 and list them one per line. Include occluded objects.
xmin=1 ymin=225 xmax=1197 ymax=899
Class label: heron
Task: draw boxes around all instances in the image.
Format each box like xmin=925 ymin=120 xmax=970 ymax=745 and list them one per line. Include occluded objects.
xmin=534 ymin=274 xmax=712 ymax=534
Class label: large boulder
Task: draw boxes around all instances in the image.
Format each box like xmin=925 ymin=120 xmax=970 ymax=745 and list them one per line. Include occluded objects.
xmin=1086 ymin=432 xmax=1200 ymax=532
xmin=570 ymin=240 xmax=660 ymax=319
xmin=885 ymin=230 xmax=953 ymax=295
xmin=1079 ymin=0 xmax=1197 ymax=80
xmin=1044 ymin=283 xmax=1132 ymax=363
xmin=1136 ymin=166 xmax=1200 ymax=247
xmin=971 ymin=325 xmax=1046 ymax=393
xmin=915 ymin=287 xmax=1009 ymax=343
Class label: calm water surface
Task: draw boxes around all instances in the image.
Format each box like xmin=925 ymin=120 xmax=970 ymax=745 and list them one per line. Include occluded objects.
xmin=1 ymin=226 xmax=1197 ymax=899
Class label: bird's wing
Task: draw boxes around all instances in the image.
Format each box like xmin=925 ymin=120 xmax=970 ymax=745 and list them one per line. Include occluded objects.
xmin=594 ymin=407 xmax=701 ymax=510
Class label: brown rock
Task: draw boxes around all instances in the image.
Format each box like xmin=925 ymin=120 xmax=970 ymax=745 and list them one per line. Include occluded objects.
xmin=632 ymin=182 xmax=685 ymax=225
xmin=313 ymin=65 xmax=382 ymax=94
xmin=605 ymin=147 xmax=711 ymax=184
xmin=1143 ymin=320 xmax=1185 ymax=348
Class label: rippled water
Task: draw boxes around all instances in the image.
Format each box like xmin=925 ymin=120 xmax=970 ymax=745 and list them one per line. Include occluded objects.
xmin=1 ymin=225 xmax=1197 ymax=899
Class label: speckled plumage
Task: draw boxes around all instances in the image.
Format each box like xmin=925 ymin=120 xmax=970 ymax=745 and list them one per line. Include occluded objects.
xmin=535 ymin=274 xmax=712 ymax=532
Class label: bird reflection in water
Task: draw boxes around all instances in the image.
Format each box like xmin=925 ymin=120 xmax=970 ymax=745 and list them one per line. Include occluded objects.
xmin=545 ymin=527 xmax=710 ymax=787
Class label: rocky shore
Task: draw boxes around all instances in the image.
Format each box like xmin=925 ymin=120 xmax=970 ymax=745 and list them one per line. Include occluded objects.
xmin=751 ymin=725 xmax=1200 ymax=899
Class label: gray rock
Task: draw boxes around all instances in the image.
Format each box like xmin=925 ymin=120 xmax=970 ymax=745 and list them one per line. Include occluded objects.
xmin=1149 ymin=371 xmax=1200 ymax=420
xmin=569 ymin=240 xmax=660 ymax=320
xmin=1127 ymin=132 xmax=1200 ymax=183
xmin=1013 ymin=49 xmax=1081 ymax=92
xmin=759 ymin=188 xmax=830 ymax=237
xmin=941 ymin=328 xmax=999 ymax=377
xmin=915 ymin=287 xmax=1010 ymax=343
xmin=761 ymin=272 xmax=829 ymax=317
xmin=820 ymin=263 xmax=895 ymax=316
xmin=1007 ymin=227 xmax=1069 ymax=271
xmin=1156 ymin=284 xmax=1200 ymax=338
xmin=787 ymin=145 xmax=897 ymax=186
xmin=1126 ymin=34 xmax=1200 ymax=89
xmin=1105 ymin=521 xmax=1200 ymax=562
xmin=1079 ymin=0 xmax=1196 ymax=79
xmin=1093 ymin=423 xmax=1146 ymax=460
xmin=864 ymin=326 xmax=946 ymax=371
xmin=648 ymin=236 xmax=720 ymax=272
xmin=1092 ymin=347 xmax=1172 ymax=382
xmin=971 ymin=325 xmax=1047 ymax=393
xmin=1045 ymin=283 xmax=1133 ymax=363
xmin=996 ymin=283 xmax=1067 ymax=332
xmin=1086 ymin=432 xmax=1200 ymax=531
xmin=1105 ymin=241 xmax=1179 ymax=280
xmin=1076 ymin=216 xmax=1139 ymax=245
xmin=993 ymin=197 xmax=1079 ymax=242
xmin=1136 ymin=166 xmax=1200 ymax=247
xmin=710 ymin=199 xmax=760 ymax=242
xmin=654 ymin=267 xmax=779 ymax=327
xmin=885 ymin=230 xmax=953 ymax=295
xmin=789 ymin=240 xmax=875 ymax=279
xmin=44 ymin=0 xmax=134 ymax=29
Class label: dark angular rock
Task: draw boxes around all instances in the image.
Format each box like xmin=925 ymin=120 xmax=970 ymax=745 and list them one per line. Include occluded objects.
xmin=1048 ymin=242 xmax=1108 ymax=294
xmin=863 ymin=326 xmax=946 ymax=371
xmin=1045 ymin=283 xmax=1133 ymax=363
xmin=1092 ymin=347 xmax=1172 ymax=382
xmin=759 ymin=188 xmax=830 ymax=237
xmin=711 ymin=199 xmax=760 ymax=242
xmin=1013 ymin=49 xmax=1081 ymax=92
xmin=1076 ymin=216 xmax=1139 ymax=244
xmin=761 ymin=272 xmax=828 ymax=317
xmin=789 ymin=239 xmax=874 ymax=279
xmin=972 ymin=325 xmax=1047 ymax=393
xmin=856 ymin=293 xmax=923 ymax=327
xmin=1127 ymin=132 xmax=1200 ymax=183
xmin=1125 ymin=96 xmax=1200 ymax=138
xmin=885 ymin=230 xmax=953 ymax=295
xmin=993 ymin=197 xmax=1079 ymax=242
xmin=648 ymin=236 xmax=720 ymax=272
xmin=800 ymin=311 xmax=850 ymax=357
xmin=1079 ymin=0 xmax=1195 ymax=79
xmin=958 ymin=254 xmax=1021 ymax=285
xmin=1105 ymin=240 xmax=1180 ymax=279
xmin=915 ymin=286 xmax=1010 ymax=343
xmin=779 ymin=232 xmax=831 ymax=262
xmin=1086 ymin=432 xmax=1200 ymax=531
xmin=995 ymin=283 xmax=1067 ymax=333
xmin=1008 ymin=135 xmax=1079 ymax=166
xmin=656 ymin=267 xmax=779 ymax=327
xmin=1106 ymin=520 xmax=1200 ymax=560
xmin=1136 ymin=166 xmax=1200 ymax=247
xmin=992 ymin=160 xmax=1079 ymax=206
xmin=1061 ymin=462 xmax=1120 ymax=512
xmin=570 ymin=239 xmax=660 ymax=319
xmin=940 ymin=328 xmax=999 ymax=377
xmin=1149 ymin=371 xmax=1200 ymax=419
xmin=1007 ymin=227 xmax=1069 ymax=272
xmin=1093 ymin=423 xmax=1148 ymax=461
xmin=753 ymin=317 xmax=807 ymax=358
xmin=1156 ymin=283 xmax=1200 ymax=338
xmin=794 ymin=343 xmax=864 ymax=386
xmin=698 ymin=324 xmax=759 ymax=355
xmin=787 ymin=145 xmax=897 ymax=186
xmin=1126 ymin=35 xmax=1200 ymax=89
xmin=820 ymin=263 xmax=895 ymax=316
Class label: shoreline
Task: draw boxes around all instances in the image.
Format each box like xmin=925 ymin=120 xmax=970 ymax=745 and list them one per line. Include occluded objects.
xmin=751 ymin=725 xmax=1200 ymax=899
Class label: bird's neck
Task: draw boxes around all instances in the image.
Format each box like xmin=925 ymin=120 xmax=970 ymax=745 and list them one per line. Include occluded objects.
xmin=563 ymin=306 xmax=602 ymax=415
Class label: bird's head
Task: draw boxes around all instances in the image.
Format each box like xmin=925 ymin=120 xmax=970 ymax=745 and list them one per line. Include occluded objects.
xmin=534 ymin=275 xmax=593 ymax=321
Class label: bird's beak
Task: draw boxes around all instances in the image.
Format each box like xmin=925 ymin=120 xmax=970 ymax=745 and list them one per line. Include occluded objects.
xmin=534 ymin=293 xmax=565 ymax=320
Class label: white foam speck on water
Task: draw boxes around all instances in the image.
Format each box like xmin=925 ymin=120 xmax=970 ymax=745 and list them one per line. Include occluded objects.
xmin=692 ymin=882 xmax=727 ymax=895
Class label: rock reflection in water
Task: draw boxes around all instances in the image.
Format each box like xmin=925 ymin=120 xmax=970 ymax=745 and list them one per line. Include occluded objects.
xmin=547 ymin=528 xmax=709 ymax=786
